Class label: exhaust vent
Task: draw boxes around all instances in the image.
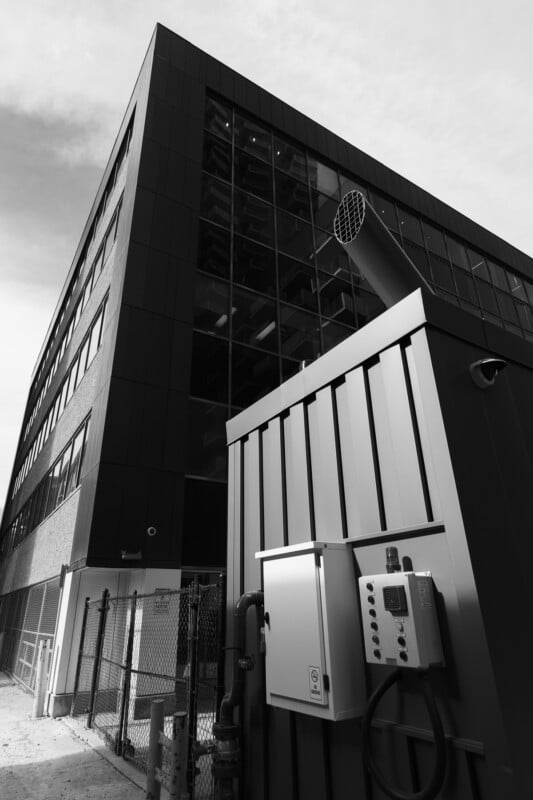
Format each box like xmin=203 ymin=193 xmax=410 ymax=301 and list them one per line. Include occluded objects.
xmin=333 ymin=191 xmax=366 ymax=244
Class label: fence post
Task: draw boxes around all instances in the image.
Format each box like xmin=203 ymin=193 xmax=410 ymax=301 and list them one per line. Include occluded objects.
xmin=146 ymin=698 xmax=165 ymax=800
xmin=115 ymin=591 xmax=137 ymax=755
xmin=215 ymin=573 xmax=227 ymax=723
xmin=87 ymin=588 xmax=109 ymax=729
xmin=32 ymin=639 xmax=51 ymax=718
xmin=71 ymin=596 xmax=90 ymax=715
xmin=186 ymin=577 xmax=200 ymax=797
xmin=169 ymin=711 xmax=188 ymax=800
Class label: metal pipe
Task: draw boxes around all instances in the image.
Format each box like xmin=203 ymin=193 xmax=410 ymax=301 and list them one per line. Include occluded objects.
xmin=212 ymin=589 xmax=264 ymax=800
xmin=87 ymin=588 xmax=109 ymax=729
xmin=333 ymin=191 xmax=434 ymax=308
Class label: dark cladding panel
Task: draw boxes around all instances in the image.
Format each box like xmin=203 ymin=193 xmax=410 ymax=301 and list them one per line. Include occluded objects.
xmin=130 ymin=186 xmax=155 ymax=247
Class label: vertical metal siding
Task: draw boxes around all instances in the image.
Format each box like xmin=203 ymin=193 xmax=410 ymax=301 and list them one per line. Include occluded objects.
xmin=307 ymin=387 xmax=344 ymax=541
xmin=243 ymin=432 xmax=262 ymax=591
xmin=262 ymin=419 xmax=285 ymax=551
xmin=283 ymin=405 xmax=313 ymax=544
xmin=335 ymin=368 xmax=382 ymax=537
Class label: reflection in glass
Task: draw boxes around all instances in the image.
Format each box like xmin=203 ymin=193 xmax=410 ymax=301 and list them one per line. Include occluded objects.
xmin=232 ymin=344 xmax=280 ymax=408
xmin=353 ymin=289 xmax=385 ymax=327
xmin=453 ymin=269 xmax=478 ymax=306
xmin=203 ymin=132 xmax=232 ymax=182
xmin=194 ymin=275 xmax=229 ymax=335
xmin=276 ymin=210 xmax=314 ymax=261
xmin=369 ymin=191 xmax=398 ymax=232
xmin=314 ymin=232 xmax=351 ymax=281
xmin=234 ymin=150 xmax=273 ymax=202
xmin=496 ymin=291 xmax=519 ymax=324
xmin=187 ymin=400 xmax=228 ymax=480
xmin=232 ymin=287 xmax=278 ymax=352
xmin=279 ymin=304 xmax=321 ymax=361
xmin=398 ymin=207 xmax=424 ymax=246
xmin=190 ymin=333 xmax=229 ymax=403
xmin=275 ymin=170 xmax=310 ymax=219
xmin=234 ymin=189 xmax=274 ymax=246
xmin=197 ymin=222 xmax=230 ymax=279
xmin=308 ymin=157 xmax=339 ymax=199
xmin=422 ymin=222 xmax=448 ymax=258
xmin=310 ymin=191 xmax=338 ymax=231
xmin=205 ymin=97 xmax=232 ymax=141
xmin=475 ymin=280 xmax=499 ymax=316
xmin=445 ymin=235 xmax=470 ymax=270
xmin=235 ymin=114 xmax=271 ymax=162
xmin=507 ymin=273 xmax=528 ymax=302
xmin=278 ymin=255 xmax=318 ymax=313
xmin=429 ymin=254 xmax=456 ymax=293
xmin=402 ymin=241 xmax=431 ymax=282
xmin=467 ymin=248 xmax=490 ymax=280
xmin=200 ymin=175 xmax=231 ymax=229
xmin=273 ymin=136 xmax=307 ymax=182
xmin=318 ymin=273 xmax=355 ymax=326
xmin=488 ymin=261 xmax=509 ymax=291
xmin=516 ymin=302 xmax=533 ymax=332
xmin=339 ymin=174 xmax=367 ymax=199
xmin=322 ymin=320 xmax=354 ymax=352
xmin=233 ymin=235 xmax=276 ymax=296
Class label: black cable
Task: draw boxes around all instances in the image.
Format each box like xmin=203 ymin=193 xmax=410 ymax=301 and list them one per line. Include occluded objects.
xmin=361 ymin=668 xmax=447 ymax=800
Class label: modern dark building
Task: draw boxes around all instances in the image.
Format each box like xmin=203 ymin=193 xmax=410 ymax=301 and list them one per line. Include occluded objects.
xmin=0 ymin=22 xmax=532 ymax=725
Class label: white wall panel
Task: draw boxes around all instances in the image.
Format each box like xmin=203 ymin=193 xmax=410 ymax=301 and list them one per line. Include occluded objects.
xmin=336 ymin=368 xmax=382 ymax=536
xmin=284 ymin=404 xmax=312 ymax=544
xmin=262 ymin=418 xmax=285 ymax=550
xmin=243 ymin=432 xmax=262 ymax=590
xmin=379 ymin=345 xmax=427 ymax=526
xmin=307 ymin=388 xmax=344 ymax=541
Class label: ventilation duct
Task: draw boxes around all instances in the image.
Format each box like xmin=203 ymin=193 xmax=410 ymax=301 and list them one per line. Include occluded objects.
xmin=333 ymin=191 xmax=434 ymax=308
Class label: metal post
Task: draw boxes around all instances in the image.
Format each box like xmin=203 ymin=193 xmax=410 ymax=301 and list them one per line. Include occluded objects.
xmin=169 ymin=711 xmax=188 ymax=800
xmin=146 ymin=699 xmax=165 ymax=800
xmin=32 ymin=639 xmax=51 ymax=718
xmin=71 ymin=596 xmax=90 ymax=715
xmin=87 ymin=588 xmax=109 ymax=729
xmin=115 ymin=591 xmax=137 ymax=755
xmin=186 ymin=578 xmax=200 ymax=797
xmin=215 ymin=573 xmax=227 ymax=723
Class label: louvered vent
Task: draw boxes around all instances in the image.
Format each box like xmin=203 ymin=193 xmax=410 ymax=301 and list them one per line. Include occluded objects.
xmin=333 ymin=190 xmax=366 ymax=244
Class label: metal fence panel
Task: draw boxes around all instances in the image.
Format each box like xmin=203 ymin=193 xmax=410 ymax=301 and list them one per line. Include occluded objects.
xmin=72 ymin=577 xmax=224 ymax=800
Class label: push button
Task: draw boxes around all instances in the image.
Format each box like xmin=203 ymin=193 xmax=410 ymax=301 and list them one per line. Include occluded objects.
xmin=373 ymin=649 xmax=381 ymax=659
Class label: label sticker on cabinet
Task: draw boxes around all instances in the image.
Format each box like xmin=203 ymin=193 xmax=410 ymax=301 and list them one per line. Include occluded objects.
xmin=308 ymin=666 xmax=323 ymax=702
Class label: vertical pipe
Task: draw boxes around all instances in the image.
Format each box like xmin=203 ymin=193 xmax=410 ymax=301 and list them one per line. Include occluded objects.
xmin=146 ymin=699 xmax=165 ymax=800
xmin=115 ymin=591 xmax=137 ymax=755
xmin=71 ymin=596 xmax=90 ymax=715
xmin=32 ymin=639 xmax=50 ymax=718
xmin=215 ymin=573 xmax=227 ymax=724
xmin=87 ymin=588 xmax=109 ymax=729
xmin=186 ymin=577 xmax=200 ymax=797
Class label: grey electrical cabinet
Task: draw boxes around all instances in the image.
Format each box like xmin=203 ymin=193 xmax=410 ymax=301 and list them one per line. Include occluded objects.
xmin=256 ymin=541 xmax=366 ymax=721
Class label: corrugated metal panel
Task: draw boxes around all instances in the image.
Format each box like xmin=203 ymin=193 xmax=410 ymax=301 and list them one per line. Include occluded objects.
xmin=307 ymin=387 xmax=344 ymax=541
xmin=261 ymin=418 xmax=285 ymax=551
xmin=284 ymin=404 xmax=313 ymax=544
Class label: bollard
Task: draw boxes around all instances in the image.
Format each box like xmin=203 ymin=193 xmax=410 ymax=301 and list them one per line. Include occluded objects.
xmin=32 ymin=639 xmax=50 ymax=718
xmin=146 ymin=699 xmax=165 ymax=800
xmin=169 ymin=712 xmax=188 ymax=800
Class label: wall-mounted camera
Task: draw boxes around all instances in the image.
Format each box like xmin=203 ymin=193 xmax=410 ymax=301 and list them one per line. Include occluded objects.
xmin=469 ymin=358 xmax=507 ymax=389
xmin=147 ymin=526 xmax=157 ymax=537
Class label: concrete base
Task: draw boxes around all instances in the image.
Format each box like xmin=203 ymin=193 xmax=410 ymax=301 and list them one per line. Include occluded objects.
xmin=48 ymin=691 xmax=74 ymax=718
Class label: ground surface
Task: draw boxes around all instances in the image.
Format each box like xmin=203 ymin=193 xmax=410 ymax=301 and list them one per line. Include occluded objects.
xmin=0 ymin=673 xmax=147 ymax=799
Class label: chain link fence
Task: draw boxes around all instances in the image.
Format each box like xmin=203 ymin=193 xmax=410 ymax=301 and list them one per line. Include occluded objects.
xmin=71 ymin=576 xmax=225 ymax=800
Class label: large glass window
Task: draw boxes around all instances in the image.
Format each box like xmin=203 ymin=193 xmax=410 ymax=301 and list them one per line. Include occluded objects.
xmin=232 ymin=288 xmax=278 ymax=353
xmin=234 ymin=189 xmax=274 ymax=246
xmin=186 ymin=400 xmax=228 ymax=481
xmin=278 ymin=255 xmax=318 ymax=313
xmin=275 ymin=170 xmax=310 ymax=219
xmin=200 ymin=175 xmax=231 ymax=229
xmin=273 ymin=136 xmax=307 ymax=182
xmin=235 ymin=114 xmax=271 ymax=162
xmin=205 ymin=97 xmax=232 ymax=141
xmin=308 ymin=157 xmax=339 ymax=199
xmin=369 ymin=191 xmax=399 ymax=232
xmin=194 ymin=275 xmax=230 ymax=336
xmin=319 ymin=273 xmax=355 ymax=326
xmin=310 ymin=192 xmax=338 ymax=232
xmin=234 ymin=150 xmax=272 ymax=202
xmin=279 ymin=305 xmax=321 ymax=361
xmin=197 ymin=222 xmax=230 ymax=280
xmin=233 ymin=236 xmax=276 ymax=297
xmin=203 ymin=132 xmax=232 ymax=182
xmin=276 ymin=210 xmax=314 ymax=261
xmin=232 ymin=344 xmax=280 ymax=408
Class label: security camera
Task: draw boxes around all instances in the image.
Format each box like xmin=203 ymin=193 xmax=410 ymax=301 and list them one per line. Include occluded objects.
xmin=469 ymin=358 xmax=507 ymax=389
xmin=147 ymin=526 xmax=157 ymax=537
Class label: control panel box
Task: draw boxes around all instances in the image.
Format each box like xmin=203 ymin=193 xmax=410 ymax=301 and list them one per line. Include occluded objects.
xmin=256 ymin=541 xmax=367 ymax=721
xmin=359 ymin=572 xmax=444 ymax=669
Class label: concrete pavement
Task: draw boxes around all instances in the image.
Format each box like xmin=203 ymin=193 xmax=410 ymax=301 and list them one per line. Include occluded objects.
xmin=0 ymin=672 xmax=146 ymax=799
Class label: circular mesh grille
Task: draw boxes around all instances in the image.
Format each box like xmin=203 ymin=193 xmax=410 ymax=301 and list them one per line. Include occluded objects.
xmin=333 ymin=191 xmax=366 ymax=244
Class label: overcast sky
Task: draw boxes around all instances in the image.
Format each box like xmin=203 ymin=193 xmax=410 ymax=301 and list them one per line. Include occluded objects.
xmin=1 ymin=0 xmax=532 ymax=511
